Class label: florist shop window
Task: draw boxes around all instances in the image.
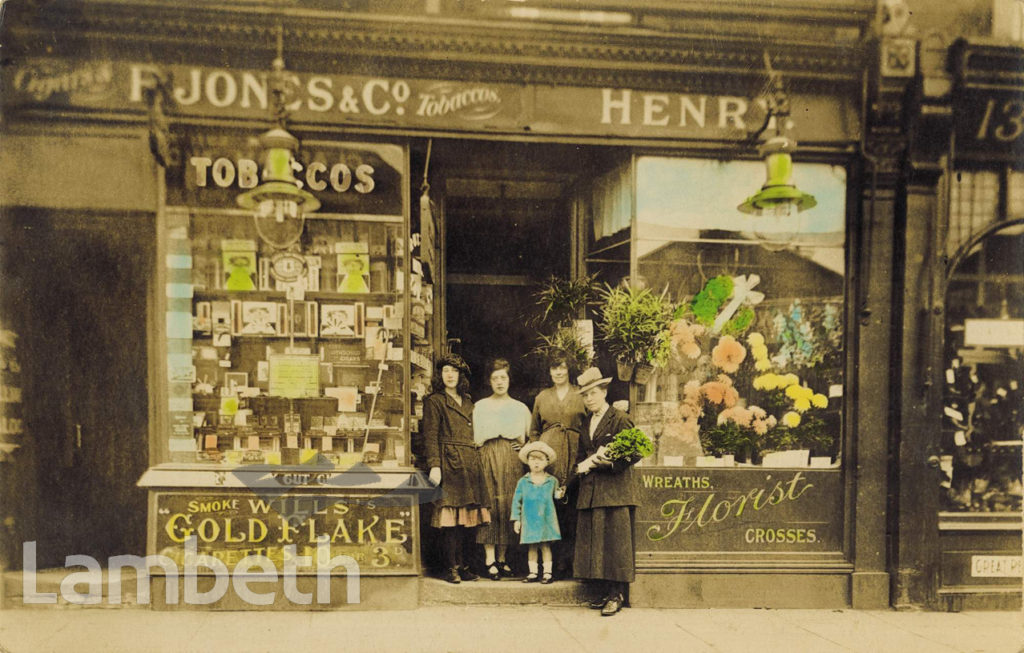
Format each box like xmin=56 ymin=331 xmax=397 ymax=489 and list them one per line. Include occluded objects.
xmin=631 ymin=157 xmax=847 ymax=469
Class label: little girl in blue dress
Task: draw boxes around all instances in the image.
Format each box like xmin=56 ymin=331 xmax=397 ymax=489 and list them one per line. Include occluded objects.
xmin=511 ymin=440 xmax=562 ymax=584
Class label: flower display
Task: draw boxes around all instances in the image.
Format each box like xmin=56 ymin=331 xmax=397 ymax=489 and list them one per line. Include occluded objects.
xmin=654 ymin=276 xmax=841 ymax=465
xmin=711 ymin=335 xmax=746 ymax=373
xmin=670 ymin=318 xmax=705 ymax=359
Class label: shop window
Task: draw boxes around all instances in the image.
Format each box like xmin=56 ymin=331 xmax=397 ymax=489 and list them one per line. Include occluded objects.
xmin=589 ymin=155 xmax=849 ymax=469
xmin=941 ymin=220 xmax=1024 ymax=514
xmin=949 ymin=170 xmax=999 ymax=258
xmin=158 ymin=137 xmax=414 ymax=469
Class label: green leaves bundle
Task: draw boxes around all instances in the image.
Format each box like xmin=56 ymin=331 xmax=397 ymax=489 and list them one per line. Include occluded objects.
xmin=604 ymin=427 xmax=654 ymax=461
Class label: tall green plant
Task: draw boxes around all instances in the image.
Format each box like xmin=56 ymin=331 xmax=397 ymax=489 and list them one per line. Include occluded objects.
xmin=531 ymin=274 xmax=599 ymax=371
xmin=533 ymin=273 xmax=599 ymax=328
xmin=597 ymin=284 xmax=672 ymax=365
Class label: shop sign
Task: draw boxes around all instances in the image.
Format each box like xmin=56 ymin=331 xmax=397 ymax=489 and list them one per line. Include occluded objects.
xmin=153 ymin=491 xmax=416 ymax=574
xmin=954 ymin=89 xmax=1024 ymax=162
xmin=970 ymin=555 xmax=1023 ymax=578
xmin=636 ymin=468 xmax=843 ymax=553
xmin=165 ymin=130 xmax=404 ymax=215
xmin=3 ymin=58 xmax=858 ymax=143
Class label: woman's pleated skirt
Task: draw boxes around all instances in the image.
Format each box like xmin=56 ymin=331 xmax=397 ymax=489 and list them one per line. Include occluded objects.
xmin=475 ymin=438 xmax=523 ymax=545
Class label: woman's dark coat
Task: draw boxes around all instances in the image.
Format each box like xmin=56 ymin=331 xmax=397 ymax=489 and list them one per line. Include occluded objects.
xmin=422 ymin=391 xmax=486 ymax=508
xmin=575 ymin=406 xmax=639 ymax=510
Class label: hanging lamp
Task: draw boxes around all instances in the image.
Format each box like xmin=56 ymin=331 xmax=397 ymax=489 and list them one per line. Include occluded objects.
xmin=236 ymin=24 xmax=319 ymax=249
xmin=737 ymin=52 xmax=816 ymax=249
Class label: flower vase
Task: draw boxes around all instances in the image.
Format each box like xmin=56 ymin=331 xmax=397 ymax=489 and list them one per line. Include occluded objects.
xmin=616 ymin=359 xmax=635 ymax=382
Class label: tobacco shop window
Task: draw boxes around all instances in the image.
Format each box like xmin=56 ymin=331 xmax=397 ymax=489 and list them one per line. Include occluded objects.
xmin=159 ymin=137 xmax=412 ymax=468
xmin=940 ymin=168 xmax=1024 ymax=513
xmin=629 ymin=156 xmax=848 ymax=469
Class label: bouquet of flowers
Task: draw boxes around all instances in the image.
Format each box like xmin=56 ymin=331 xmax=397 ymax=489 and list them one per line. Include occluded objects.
xmin=601 ymin=427 xmax=654 ymax=461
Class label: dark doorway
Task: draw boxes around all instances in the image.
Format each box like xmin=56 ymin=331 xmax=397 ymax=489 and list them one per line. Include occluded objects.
xmin=434 ymin=140 xmax=596 ymax=402
xmin=1 ymin=210 xmax=152 ymax=567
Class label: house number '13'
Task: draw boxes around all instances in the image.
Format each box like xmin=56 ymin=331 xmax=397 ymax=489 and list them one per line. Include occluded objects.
xmin=975 ymin=98 xmax=1024 ymax=142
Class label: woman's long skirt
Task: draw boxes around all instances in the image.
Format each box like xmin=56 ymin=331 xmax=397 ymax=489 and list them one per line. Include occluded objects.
xmin=573 ymin=506 xmax=636 ymax=583
xmin=475 ymin=438 xmax=523 ymax=545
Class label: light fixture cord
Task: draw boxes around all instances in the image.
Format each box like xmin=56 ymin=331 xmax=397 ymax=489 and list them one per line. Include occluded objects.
xmin=421 ymin=138 xmax=433 ymax=193
xmin=270 ymin=22 xmax=289 ymax=129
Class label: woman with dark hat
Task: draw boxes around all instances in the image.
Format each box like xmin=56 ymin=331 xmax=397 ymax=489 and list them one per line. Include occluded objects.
xmin=422 ymin=353 xmax=490 ymax=583
xmin=572 ymin=366 xmax=639 ymax=616
xmin=528 ymin=350 xmax=587 ymax=578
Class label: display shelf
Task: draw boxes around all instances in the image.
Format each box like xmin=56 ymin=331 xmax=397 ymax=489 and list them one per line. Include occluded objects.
xmin=194 ymin=289 xmax=401 ymax=303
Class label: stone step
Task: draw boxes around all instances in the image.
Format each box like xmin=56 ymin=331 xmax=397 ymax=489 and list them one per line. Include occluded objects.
xmin=419 ymin=576 xmax=594 ymax=607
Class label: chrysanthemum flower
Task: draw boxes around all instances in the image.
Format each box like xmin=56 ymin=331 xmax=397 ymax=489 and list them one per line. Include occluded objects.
xmin=711 ymin=336 xmax=746 ymax=374
xmin=782 ymin=411 xmax=801 ymax=428
xmin=812 ymin=394 xmax=829 ymax=408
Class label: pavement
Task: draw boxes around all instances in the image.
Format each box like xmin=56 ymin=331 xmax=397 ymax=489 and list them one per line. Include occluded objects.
xmin=0 ymin=605 xmax=1022 ymax=653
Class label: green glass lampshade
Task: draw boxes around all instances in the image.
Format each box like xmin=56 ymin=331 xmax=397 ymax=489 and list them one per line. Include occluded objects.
xmin=237 ymin=128 xmax=320 ymax=218
xmin=737 ymin=137 xmax=816 ymax=216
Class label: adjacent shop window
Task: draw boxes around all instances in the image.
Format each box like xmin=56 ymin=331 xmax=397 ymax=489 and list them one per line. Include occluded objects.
xmin=940 ymin=168 xmax=1024 ymax=514
xmin=160 ymin=136 xmax=413 ymax=468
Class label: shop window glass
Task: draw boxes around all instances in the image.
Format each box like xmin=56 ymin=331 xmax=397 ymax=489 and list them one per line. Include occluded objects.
xmin=632 ymin=156 xmax=847 ymax=469
xmin=949 ymin=171 xmax=999 ymax=258
xmin=941 ymin=222 xmax=1024 ymax=513
xmin=1007 ymin=171 xmax=1024 ymax=219
xmin=158 ymin=137 xmax=412 ymax=469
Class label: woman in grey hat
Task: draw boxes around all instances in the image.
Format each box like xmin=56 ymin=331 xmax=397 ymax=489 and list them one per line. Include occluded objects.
xmin=572 ymin=366 xmax=639 ymax=616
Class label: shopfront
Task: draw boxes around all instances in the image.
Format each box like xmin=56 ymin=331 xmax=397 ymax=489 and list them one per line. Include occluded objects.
xmin=1 ymin=1 xmax=895 ymax=609
xmin=897 ymin=36 xmax=1023 ymax=611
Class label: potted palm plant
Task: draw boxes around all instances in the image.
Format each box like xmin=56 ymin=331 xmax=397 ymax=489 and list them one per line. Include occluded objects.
xmin=597 ymin=283 xmax=672 ymax=382
xmin=532 ymin=274 xmax=599 ymax=371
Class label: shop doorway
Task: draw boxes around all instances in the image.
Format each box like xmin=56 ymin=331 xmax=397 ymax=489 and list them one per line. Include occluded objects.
xmin=428 ymin=140 xmax=602 ymax=401
xmin=0 ymin=210 xmax=152 ymax=567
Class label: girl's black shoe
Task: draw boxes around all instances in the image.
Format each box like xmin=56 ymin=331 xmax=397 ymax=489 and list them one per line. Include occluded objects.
xmin=486 ymin=564 xmax=500 ymax=581
xmin=498 ymin=563 xmax=514 ymax=578
xmin=541 ymin=573 xmax=554 ymax=584
xmin=523 ymin=573 xmax=539 ymax=583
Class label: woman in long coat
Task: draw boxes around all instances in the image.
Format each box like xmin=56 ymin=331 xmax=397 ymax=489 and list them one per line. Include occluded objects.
xmin=529 ymin=350 xmax=586 ymax=578
xmin=423 ymin=353 xmax=489 ymax=583
xmin=572 ymin=366 xmax=639 ymax=617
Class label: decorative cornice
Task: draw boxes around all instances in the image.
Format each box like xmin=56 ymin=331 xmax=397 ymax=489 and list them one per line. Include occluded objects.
xmin=5 ymin=1 xmax=869 ymax=94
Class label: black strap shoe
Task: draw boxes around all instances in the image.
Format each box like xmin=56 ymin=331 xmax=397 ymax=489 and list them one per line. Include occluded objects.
xmin=600 ymin=593 xmax=623 ymax=616
xmin=588 ymin=595 xmax=609 ymax=609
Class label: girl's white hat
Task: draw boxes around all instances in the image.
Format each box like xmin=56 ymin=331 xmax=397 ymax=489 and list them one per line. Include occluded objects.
xmin=518 ymin=440 xmax=557 ymax=465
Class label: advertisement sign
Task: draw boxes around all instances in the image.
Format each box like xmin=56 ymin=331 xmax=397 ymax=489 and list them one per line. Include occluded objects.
xmin=5 ymin=58 xmax=858 ymax=143
xmin=636 ymin=468 xmax=843 ymax=554
xmin=154 ymin=491 xmax=417 ymax=574
xmin=164 ymin=129 xmax=405 ymax=215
